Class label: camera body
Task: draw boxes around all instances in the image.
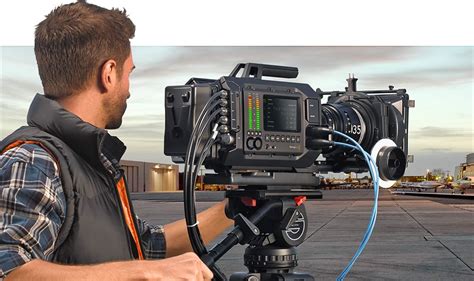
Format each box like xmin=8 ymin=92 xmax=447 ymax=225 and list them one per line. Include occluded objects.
xmin=164 ymin=63 xmax=413 ymax=280
xmin=164 ymin=63 xmax=412 ymax=175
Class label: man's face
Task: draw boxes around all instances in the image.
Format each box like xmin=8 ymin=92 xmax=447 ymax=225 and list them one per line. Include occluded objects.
xmin=104 ymin=53 xmax=135 ymax=129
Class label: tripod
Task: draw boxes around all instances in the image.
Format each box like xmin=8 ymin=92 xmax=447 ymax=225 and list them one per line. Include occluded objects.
xmin=199 ymin=177 xmax=322 ymax=281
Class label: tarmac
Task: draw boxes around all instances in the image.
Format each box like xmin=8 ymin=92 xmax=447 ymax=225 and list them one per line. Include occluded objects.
xmin=132 ymin=189 xmax=474 ymax=280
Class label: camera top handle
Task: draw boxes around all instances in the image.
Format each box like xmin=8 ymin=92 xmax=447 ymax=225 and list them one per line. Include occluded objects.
xmin=229 ymin=63 xmax=299 ymax=79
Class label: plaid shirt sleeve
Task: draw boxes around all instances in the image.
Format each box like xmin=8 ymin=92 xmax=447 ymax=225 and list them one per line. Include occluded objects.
xmin=136 ymin=216 xmax=167 ymax=259
xmin=0 ymin=143 xmax=66 ymax=279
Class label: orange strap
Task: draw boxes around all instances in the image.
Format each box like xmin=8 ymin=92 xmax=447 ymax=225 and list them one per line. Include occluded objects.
xmin=1 ymin=140 xmax=60 ymax=173
xmin=2 ymin=140 xmax=42 ymax=153
xmin=116 ymin=177 xmax=144 ymax=260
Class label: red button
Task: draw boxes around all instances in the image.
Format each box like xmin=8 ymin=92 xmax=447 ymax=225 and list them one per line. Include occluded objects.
xmin=294 ymin=196 xmax=307 ymax=206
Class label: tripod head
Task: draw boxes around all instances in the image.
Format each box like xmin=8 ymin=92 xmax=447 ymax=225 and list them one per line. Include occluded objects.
xmin=198 ymin=172 xmax=321 ymax=280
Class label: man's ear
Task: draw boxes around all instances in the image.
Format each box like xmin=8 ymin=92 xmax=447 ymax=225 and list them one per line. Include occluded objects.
xmin=99 ymin=59 xmax=117 ymax=93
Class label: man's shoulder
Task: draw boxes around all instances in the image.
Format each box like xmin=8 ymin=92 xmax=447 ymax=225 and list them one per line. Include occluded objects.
xmin=0 ymin=142 xmax=59 ymax=179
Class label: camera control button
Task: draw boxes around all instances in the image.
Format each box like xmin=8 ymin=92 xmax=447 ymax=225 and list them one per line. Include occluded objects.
xmin=306 ymin=99 xmax=319 ymax=123
xmin=291 ymin=136 xmax=296 ymax=143
xmin=296 ymin=136 xmax=301 ymax=143
xmin=166 ymin=93 xmax=174 ymax=103
xmin=265 ymin=135 xmax=270 ymax=141
xmin=254 ymin=138 xmax=262 ymax=150
xmin=246 ymin=137 xmax=254 ymax=150
xmin=286 ymin=136 xmax=291 ymax=142
xmin=270 ymin=135 xmax=275 ymax=141
xmin=275 ymin=135 xmax=281 ymax=142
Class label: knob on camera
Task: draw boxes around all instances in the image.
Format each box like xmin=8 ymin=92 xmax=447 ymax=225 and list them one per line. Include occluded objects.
xmin=371 ymin=138 xmax=407 ymax=188
xmin=246 ymin=137 xmax=263 ymax=150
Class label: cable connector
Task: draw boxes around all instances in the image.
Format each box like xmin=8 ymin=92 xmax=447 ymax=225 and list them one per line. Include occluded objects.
xmin=219 ymin=90 xmax=229 ymax=99
xmin=306 ymin=125 xmax=333 ymax=138
xmin=306 ymin=139 xmax=334 ymax=149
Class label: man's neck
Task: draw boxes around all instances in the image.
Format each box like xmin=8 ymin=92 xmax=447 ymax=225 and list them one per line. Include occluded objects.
xmin=57 ymin=90 xmax=106 ymax=129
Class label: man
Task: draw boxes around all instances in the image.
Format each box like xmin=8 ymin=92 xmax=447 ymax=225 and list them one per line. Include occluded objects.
xmin=0 ymin=1 xmax=232 ymax=280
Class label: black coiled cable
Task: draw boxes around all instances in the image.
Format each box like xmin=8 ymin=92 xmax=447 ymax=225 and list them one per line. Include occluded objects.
xmin=183 ymin=92 xmax=224 ymax=256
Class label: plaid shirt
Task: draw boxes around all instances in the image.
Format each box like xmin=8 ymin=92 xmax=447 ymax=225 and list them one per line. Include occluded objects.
xmin=0 ymin=143 xmax=166 ymax=278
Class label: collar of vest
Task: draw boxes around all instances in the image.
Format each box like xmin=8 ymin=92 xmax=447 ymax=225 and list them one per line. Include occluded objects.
xmin=26 ymin=94 xmax=126 ymax=170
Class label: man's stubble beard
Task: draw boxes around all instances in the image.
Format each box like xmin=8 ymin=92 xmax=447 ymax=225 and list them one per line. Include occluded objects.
xmin=104 ymin=93 xmax=128 ymax=130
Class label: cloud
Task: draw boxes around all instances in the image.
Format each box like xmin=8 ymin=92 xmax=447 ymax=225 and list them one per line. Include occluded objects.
xmin=404 ymin=151 xmax=469 ymax=176
xmin=115 ymin=120 xmax=164 ymax=140
xmin=361 ymin=47 xmax=472 ymax=88
xmin=1 ymin=77 xmax=42 ymax=101
xmin=420 ymin=147 xmax=453 ymax=152
xmin=0 ymin=103 xmax=28 ymax=118
xmin=411 ymin=126 xmax=472 ymax=139
xmin=131 ymin=46 xmax=416 ymax=82
xmin=408 ymin=126 xmax=472 ymax=153
xmin=364 ymin=64 xmax=472 ymax=88
xmin=121 ymin=114 xmax=164 ymax=123
xmin=0 ymin=103 xmax=28 ymax=137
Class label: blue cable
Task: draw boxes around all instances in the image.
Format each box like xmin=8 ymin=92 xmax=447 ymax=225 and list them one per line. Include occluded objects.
xmin=335 ymin=143 xmax=378 ymax=280
xmin=331 ymin=131 xmax=381 ymax=280
xmin=334 ymin=142 xmax=379 ymax=272
xmin=333 ymin=136 xmax=379 ymax=280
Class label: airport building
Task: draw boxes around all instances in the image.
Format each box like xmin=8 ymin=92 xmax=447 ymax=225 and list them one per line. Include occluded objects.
xmin=120 ymin=160 xmax=179 ymax=192
xmin=454 ymin=153 xmax=474 ymax=180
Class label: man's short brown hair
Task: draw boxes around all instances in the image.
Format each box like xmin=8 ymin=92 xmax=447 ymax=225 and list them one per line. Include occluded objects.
xmin=34 ymin=1 xmax=135 ymax=99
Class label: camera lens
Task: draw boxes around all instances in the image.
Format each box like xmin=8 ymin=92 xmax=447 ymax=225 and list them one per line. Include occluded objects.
xmin=321 ymin=103 xmax=367 ymax=144
xmin=321 ymin=100 xmax=379 ymax=153
xmin=321 ymin=96 xmax=406 ymax=154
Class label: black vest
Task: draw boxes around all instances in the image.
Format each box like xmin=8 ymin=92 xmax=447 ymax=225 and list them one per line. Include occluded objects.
xmin=0 ymin=94 xmax=142 ymax=264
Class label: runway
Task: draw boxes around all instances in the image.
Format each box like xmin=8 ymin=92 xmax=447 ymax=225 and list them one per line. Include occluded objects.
xmin=132 ymin=189 xmax=474 ymax=280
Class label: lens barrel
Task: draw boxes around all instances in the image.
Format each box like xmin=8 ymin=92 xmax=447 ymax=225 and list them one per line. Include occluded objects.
xmin=321 ymin=103 xmax=367 ymax=145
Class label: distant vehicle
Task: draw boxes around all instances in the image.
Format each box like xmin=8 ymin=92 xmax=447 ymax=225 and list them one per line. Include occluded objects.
xmin=400 ymin=181 xmax=444 ymax=192
xmin=320 ymin=178 xmax=352 ymax=189
xmin=447 ymin=177 xmax=473 ymax=194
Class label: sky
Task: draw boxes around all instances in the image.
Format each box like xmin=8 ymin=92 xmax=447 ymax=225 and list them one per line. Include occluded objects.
xmin=0 ymin=1 xmax=473 ymax=177
xmin=1 ymin=46 xmax=472 ymax=176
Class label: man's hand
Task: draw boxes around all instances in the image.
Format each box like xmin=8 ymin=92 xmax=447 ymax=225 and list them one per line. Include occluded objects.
xmin=164 ymin=199 xmax=234 ymax=257
xmin=5 ymin=252 xmax=213 ymax=281
xmin=144 ymin=252 xmax=213 ymax=281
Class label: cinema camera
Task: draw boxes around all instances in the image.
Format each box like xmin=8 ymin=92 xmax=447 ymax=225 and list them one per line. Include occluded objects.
xmin=164 ymin=63 xmax=412 ymax=281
